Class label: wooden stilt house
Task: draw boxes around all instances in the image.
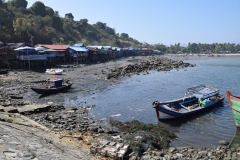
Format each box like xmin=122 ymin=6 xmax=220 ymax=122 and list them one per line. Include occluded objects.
xmin=0 ymin=46 xmax=17 ymax=69
xmin=36 ymin=44 xmax=68 ymax=64
xmin=14 ymin=46 xmax=47 ymax=69
xmin=68 ymin=46 xmax=88 ymax=64
xmin=86 ymin=47 xmax=100 ymax=62
xmin=103 ymin=46 xmax=115 ymax=60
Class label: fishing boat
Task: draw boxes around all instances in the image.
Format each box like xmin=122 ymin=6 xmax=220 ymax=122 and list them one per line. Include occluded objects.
xmin=31 ymin=78 xmax=72 ymax=94
xmin=152 ymin=84 xmax=224 ymax=119
xmin=45 ymin=68 xmax=63 ymax=75
xmin=226 ymin=91 xmax=240 ymax=129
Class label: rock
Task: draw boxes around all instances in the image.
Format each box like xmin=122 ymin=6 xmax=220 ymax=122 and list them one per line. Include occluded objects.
xmin=219 ymin=140 xmax=229 ymax=145
xmin=168 ymin=147 xmax=176 ymax=153
xmin=76 ymin=108 xmax=88 ymax=114
xmin=2 ymin=106 xmax=19 ymax=113
xmin=0 ymin=105 xmax=4 ymax=112
xmin=17 ymin=104 xmax=51 ymax=114
xmin=67 ymin=110 xmax=75 ymax=113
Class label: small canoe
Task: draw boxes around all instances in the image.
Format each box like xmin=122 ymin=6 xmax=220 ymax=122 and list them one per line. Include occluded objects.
xmin=152 ymin=84 xmax=224 ymax=119
xmin=31 ymin=84 xmax=72 ymax=94
xmin=226 ymin=91 xmax=240 ymax=129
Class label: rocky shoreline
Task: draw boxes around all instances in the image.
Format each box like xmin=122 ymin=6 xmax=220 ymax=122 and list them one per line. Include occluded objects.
xmin=0 ymin=55 xmax=239 ymax=159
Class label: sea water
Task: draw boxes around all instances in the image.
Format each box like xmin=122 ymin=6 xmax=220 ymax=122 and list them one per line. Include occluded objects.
xmin=66 ymin=56 xmax=240 ymax=148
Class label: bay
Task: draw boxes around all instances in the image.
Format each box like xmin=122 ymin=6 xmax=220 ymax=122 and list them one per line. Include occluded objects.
xmin=65 ymin=56 xmax=240 ymax=148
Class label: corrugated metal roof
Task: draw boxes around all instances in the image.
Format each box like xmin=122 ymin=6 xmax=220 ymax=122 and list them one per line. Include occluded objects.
xmin=37 ymin=44 xmax=68 ymax=50
xmin=9 ymin=43 xmax=32 ymax=49
xmin=87 ymin=46 xmax=103 ymax=49
xmin=141 ymin=48 xmax=148 ymax=50
xmin=103 ymin=46 xmax=112 ymax=49
xmin=87 ymin=47 xmax=99 ymax=51
xmin=128 ymin=47 xmax=135 ymax=51
xmin=117 ymin=48 xmax=122 ymax=51
xmin=44 ymin=49 xmax=56 ymax=52
xmin=68 ymin=46 xmax=88 ymax=52
xmin=73 ymin=43 xmax=84 ymax=47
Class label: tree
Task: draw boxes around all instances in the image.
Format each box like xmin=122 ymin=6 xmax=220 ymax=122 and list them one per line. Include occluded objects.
xmin=45 ymin=6 xmax=54 ymax=16
xmin=120 ymin=33 xmax=129 ymax=39
xmin=235 ymin=44 xmax=240 ymax=53
xmin=105 ymin=26 xmax=115 ymax=35
xmin=8 ymin=0 xmax=27 ymax=9
xmin=153 ymin=43 xmax=167 ymax=53
xmin=96 ymin=21 xmax=106 ymax=29
xmin=0 ymin=7 xmax=13 ymax=41
xmin=30 ymin=1 xmax=46 ymax=17
xmin=79 ymin=19 xmax=88 ymax=26
xmin=65 ymin=13 xmax=74 ymax=20
xmin=52 ymin=15 xmax=63 ymax=30
xmin=54 ymin=11 xmax=59 ymax=16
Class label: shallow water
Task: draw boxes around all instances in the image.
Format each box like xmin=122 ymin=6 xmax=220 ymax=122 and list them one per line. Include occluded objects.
xmin=65 ymin=56 xmax=240 ymax=148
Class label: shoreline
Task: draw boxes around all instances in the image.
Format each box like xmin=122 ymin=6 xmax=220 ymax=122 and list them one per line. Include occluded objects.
xmin=165 ymin=53 xmax=240 ymax=56
xmin=0 ymin=55 xmax=238 ymax=159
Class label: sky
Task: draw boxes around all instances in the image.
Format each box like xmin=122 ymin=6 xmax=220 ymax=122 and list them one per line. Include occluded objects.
xmin=24 ymin=0 xmax=240 ymax=46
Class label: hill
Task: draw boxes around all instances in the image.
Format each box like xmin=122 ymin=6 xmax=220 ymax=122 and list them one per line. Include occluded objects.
xmin=0 ymin=0 xmax=142 ymax=48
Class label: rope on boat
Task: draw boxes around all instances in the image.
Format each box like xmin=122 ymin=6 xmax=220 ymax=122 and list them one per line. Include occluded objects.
xmin=216 ymin=130 xmax=237 ymax=160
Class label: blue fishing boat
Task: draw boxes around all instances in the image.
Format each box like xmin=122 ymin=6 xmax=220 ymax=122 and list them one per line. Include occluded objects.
xmin=152 ymin=84 xmax=224 ymax=119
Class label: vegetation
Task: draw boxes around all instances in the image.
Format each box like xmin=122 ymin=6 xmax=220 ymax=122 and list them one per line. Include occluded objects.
xmin=0 ymin=0 xmax=240 ymax=53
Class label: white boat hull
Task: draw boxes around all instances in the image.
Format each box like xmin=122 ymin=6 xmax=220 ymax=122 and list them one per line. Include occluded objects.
xmin=45 ymin=69 xmax=63 ymax=75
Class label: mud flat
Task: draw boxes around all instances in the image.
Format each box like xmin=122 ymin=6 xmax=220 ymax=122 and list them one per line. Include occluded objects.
xmin=0 ymin=55 xmax=238 ymax=159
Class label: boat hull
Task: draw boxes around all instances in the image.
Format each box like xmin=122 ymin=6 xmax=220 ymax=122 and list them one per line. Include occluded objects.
xmin=155 ymin=97 xmax=224 ymax=119
xmin=226 ymin=91 xmax=240 ymax=129
xmin=45 ymin=69 xmax=63 ymax=75
xmin=45 ymin=72 xmax=62 ymax=75
xmin=152 ymin=84 xmax=224 ymax=120
xmin=31 ymin=84 xmax=72 ymax=94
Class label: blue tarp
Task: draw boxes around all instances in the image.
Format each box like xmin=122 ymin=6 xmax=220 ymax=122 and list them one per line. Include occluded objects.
xmin=53 ymin=79 xmax=63 ymax=88
xmin=68 ymin=47 xmax=88 ymax=54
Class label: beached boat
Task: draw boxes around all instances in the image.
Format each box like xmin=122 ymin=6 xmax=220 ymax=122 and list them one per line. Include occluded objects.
xmin=31 ymin=78 xmax=72 ymax=94
xmin=152 ymin=84 xmax=224 ymax=119
xmin=226 ymin=91 xmax=240 ymax=129
xmin=45 ymin=68 xmax=63 ymax=75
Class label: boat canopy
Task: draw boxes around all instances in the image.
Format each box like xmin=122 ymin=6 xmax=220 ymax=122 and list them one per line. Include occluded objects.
xmin=48 ymin=78 xmax=63 ymax=88
xmin=186 ymin=84 xmax=219 ymax=99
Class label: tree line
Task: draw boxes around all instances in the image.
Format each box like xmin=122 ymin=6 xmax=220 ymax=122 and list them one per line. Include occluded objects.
xmin=0 ymin=0 xmax=239 ymax=53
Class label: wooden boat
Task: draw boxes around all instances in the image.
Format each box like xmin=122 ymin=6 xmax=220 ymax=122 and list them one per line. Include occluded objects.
xmin=152 ymin=84 xmax=224 ymax=119
xmin=31 ymin=84 xmax=72 ymax=94
xmin=226 ymin=91 xmax=240 ymax=129
xmin=31 ymin=78 xmax=72 ymax=94
xmin=45 ymin=68 xmax=63 ymax=75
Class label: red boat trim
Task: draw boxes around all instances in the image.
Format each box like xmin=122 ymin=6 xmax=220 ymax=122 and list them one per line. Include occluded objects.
xmin=226 ymin=91 xmax=240 ymax=113
xmin=226 ymin=91 xmax=233 ymax=107
xmin=232 ymin=107 xmax=240 ymax=113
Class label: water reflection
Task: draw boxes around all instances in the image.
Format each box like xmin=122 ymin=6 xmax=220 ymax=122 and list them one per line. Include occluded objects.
xmin=230 ymin=129 xmax=240 ymax=148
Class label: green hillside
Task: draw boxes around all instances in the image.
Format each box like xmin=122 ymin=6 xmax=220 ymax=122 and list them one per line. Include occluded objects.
xmin=0 ymin=0 xmax=142 ymax=48
xmin=1 ymin=0 xmax=239 ymax=53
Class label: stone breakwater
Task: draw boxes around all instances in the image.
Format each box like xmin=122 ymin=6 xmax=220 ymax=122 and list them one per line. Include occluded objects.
xmin=106 ymin=57 xmax=195 ymax=79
